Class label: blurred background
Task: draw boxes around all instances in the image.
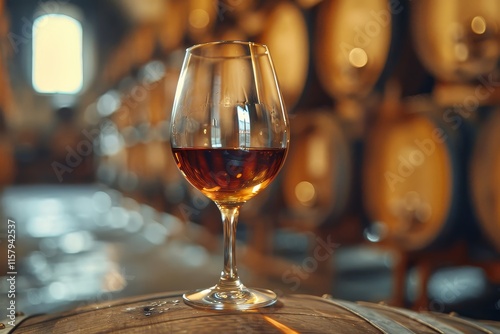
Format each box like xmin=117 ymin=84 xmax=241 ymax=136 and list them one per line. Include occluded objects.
xmin=1 ymin=0 xmax=500 ymax=321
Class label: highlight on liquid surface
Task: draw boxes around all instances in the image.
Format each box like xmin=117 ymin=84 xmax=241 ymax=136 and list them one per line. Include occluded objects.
xmin=172 ymin=147 xmax=287 ymax=204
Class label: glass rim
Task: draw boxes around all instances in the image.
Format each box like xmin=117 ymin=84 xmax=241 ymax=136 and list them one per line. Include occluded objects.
xmin=186 ymin=40 xmax=269 ymax=59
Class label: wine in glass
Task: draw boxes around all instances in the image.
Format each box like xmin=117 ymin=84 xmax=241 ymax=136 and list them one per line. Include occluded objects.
xmin=170 ymin=41 xmax=289 ymax=310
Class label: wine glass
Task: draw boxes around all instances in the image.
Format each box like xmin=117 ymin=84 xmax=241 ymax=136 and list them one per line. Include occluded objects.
xmin=169 ymin=41 xmax=289 ymax=310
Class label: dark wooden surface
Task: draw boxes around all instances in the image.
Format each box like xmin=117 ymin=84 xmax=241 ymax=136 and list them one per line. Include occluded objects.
xmin=7 ymin=292 xmax=500 ymax=333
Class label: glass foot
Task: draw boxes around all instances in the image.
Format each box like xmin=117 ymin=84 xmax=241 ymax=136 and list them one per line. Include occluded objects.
xmin=183 ymin=285 xmax=277 ymax=311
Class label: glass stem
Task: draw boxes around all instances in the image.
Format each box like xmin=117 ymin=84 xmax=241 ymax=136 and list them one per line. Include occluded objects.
xmin=217 ymin=204 xmax=243 ymax=290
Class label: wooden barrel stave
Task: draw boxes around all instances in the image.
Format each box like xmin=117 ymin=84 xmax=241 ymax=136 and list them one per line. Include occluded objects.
xmin=470 ymin=109 xmax=500 ymax=253
xmin=8 ymin=293 xmax=500 ymax=333
xmin=315 ymin=0 xmax=400 ymax=99
xmin=359 ymin=301 xmax=500 ymax=334
xmin=411 ymin=0 xmax=500 ymax=83
xmin=157 ymin=0 xmax=188 ymax=53
xmin=258 ymin=1 xmax=310 ymax=110
xmin=363 ymin=98 xmax=467 ymax=251
xmin=235 ymin=0 xmax=311 ymax=111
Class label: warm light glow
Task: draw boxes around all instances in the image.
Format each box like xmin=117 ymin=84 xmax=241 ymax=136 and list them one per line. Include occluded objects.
xmin=262 ymin=316 xmax=300 ymax=334
xmin=32 ymin=14 xmax=83 ymax=94
xmin=189 ymin=9 xmax=209 ymax=29
xmin=252 ymin=183 xmax=262 ymax=194
xmin=471 ymin=16 xmax=487 ymax=35
xmin=348 ymin=47 xmax=368 ymax=68
xmin=307 ymin=135 xmax=327 ymax=178
xmin=295 ymin=181 xmax=315 ymax=206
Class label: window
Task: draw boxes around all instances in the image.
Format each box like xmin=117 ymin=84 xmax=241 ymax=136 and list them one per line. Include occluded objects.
xmin=32 ymin=14 xmax=83 ymax=94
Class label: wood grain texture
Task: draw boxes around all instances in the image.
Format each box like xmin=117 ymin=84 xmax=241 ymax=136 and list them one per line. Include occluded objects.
xmin=10 ymin=293 xmax=500 ymax=333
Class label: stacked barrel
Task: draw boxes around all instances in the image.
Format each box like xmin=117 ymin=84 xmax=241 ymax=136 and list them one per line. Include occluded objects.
xmin=90 ymin=0 xmax=500 ymax=302
xmin=363 ymin=0 xmax=500 ymax=254
xmin=93 ymin=0 xmax=315 ymax=222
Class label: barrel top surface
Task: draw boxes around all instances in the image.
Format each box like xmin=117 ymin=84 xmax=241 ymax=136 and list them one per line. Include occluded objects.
xmin=10 ymin=293 xmax=377 ymax=334
xmin=7 ymin=293 xmax=500 ymax=334
xmin=282 ymin=111 xmax=351 ymax=224
xmin=471 ymin=110 xmax=500 ymax=252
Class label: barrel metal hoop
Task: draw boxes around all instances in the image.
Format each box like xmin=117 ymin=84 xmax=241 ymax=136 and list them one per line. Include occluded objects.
xmin=428 ymin=312 xmax=499 ymax=334
xmin=322 ymin=297 xmax=415 ymax=334
xmin=0 ymin=313 xmax=30 ymax=334
xmin=358 ymin=302 xmax=463 ymax=334
xmin=479 ymin=324 xmax=500 ymax=334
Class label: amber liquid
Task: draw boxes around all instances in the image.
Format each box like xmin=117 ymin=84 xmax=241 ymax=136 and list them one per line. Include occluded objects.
xmin=172 ymin=148 xmax=287 ymax=204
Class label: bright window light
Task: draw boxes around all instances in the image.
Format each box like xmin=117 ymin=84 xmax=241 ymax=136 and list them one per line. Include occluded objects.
xmin=32 ymin=14 xmax=83 ymax=94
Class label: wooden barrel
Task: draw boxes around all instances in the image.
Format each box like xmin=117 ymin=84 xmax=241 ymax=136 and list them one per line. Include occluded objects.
xmin=5 ymin=293 xmax=500 ymax=333
xmin=126 ymin=24 xmax=158 ymax=69
xmin=470 ymin=110 xmax=500 ymax=253
xmin=281 ymin=110 xmax=351 ymax=228
xmin=315 ymin=0 xmax=400 ymax=99
xmin=259 ymin=1 xmax=309 ymax=110
xmin=237 ymin=0 xmax=310 ymax=110
xmin=411 ymin=0 xmax=500 ymax=83
xmin=186 ymin=0 xmax=218 ymax=44
xmin=363 ymin=97 xmax=466 ymax=251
